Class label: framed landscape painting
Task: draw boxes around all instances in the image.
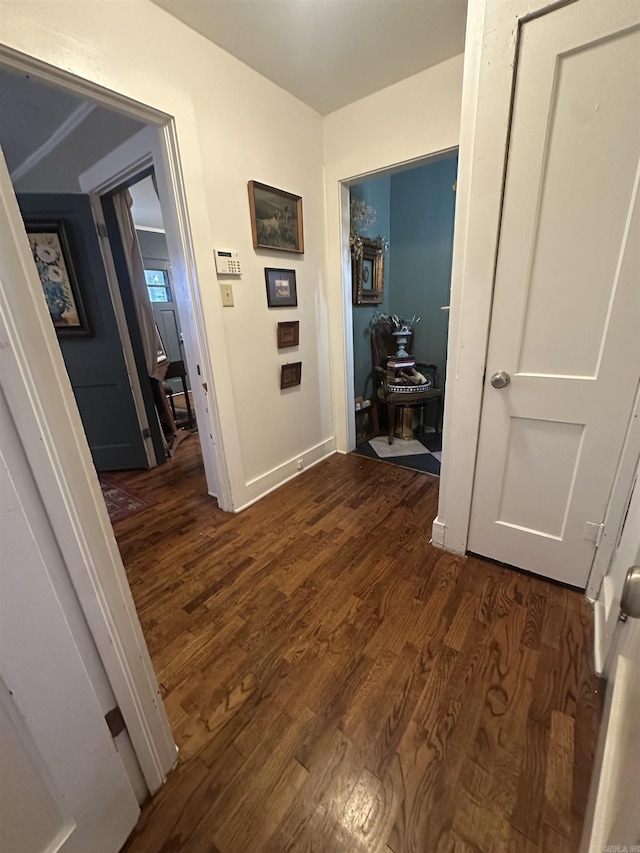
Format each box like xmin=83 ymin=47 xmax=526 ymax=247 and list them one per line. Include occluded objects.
xmin=248 ymin=181 xmax=304 ymax=253
xmin=25 ymin=221 xmax=90 ymax=336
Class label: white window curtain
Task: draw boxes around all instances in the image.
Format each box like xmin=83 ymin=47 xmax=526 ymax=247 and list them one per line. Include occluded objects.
xmin=111 ymin=189 xmax=168 ymax=381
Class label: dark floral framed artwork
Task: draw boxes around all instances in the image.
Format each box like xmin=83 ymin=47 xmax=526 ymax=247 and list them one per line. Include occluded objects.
xmin=25 ymin=221 xmax=90 ymax=336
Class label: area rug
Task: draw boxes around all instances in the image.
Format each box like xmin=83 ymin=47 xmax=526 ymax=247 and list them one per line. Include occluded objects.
xmin=99 ymin=478 xmax=154 ymax=525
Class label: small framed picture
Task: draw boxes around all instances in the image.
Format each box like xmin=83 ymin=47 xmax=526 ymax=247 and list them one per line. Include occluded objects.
xmin=265 ymin=268 xmax=297 ymax=307
xmin=277 ymin=321 xmax=299 ymax=349
xmin=248 ymin=181 xmax=304 ymax=253
xmin=280 ymin=362 xmax=302 ymax=389
xmin=25 ymin=220 xmax=90 ymax=336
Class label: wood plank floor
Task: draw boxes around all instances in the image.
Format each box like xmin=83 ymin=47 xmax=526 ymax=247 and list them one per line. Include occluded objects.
xmin=116 ymin=437 xmax=602 ymax=853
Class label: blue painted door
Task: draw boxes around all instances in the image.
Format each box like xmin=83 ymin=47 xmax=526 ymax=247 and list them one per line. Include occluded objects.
xmin=18 ymin=194 xmax=149 ymax=471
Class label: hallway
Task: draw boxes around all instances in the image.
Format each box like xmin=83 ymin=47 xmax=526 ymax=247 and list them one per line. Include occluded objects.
xmin=115 ymin=442 xmax=601 ymax=852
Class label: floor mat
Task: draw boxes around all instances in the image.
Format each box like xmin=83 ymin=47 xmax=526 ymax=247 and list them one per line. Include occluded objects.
xmin=353 ymin=431 xmax=442 ymax=475
xmin=99 ymin=478 xmax=154 ymax=525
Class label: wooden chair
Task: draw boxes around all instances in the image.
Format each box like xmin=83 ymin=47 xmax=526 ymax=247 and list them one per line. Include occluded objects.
xmin=371 ymin=317 xmax=443 ymax=444
xmin=163 ymin=360 xmax=194 ymax=430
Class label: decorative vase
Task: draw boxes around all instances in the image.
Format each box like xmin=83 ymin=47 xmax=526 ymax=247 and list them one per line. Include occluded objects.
xmin=392 ymin=329 xmax=412 ymax=358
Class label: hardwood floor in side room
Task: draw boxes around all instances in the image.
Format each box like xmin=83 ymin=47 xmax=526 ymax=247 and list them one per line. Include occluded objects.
xmin=116 ymin=437 xmax=602 ymax=853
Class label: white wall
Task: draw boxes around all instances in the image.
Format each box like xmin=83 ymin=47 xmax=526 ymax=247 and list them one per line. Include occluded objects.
xmin=0 ymin=0 xmax=333 ymax=510
xmin=322 ymin=55 xmax=464 ymax=452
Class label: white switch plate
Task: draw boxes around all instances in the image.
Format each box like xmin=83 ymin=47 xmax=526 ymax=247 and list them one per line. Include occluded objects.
xmin=220 ymin=283 xmax=234 ymax=307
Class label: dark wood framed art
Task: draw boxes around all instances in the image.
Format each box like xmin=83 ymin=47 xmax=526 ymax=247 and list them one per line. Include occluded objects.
xmin=248 ymin=180 xmax=304 ymax=253
xmin=352 ymin=238 xmax=384 ymax=305
xmin=280 ymin=362 xmax=302 ymax=389
xmin=265 ymin=268 xmax=297 ymax=307
xmin=277 ymin=321 xmax=299 ymax=348
xmin=25 ymin=220 xmax=91 ymax=336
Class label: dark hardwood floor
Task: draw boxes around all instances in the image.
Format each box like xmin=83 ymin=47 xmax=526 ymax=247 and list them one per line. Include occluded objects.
xmin=115 ymin=436 xmax=601 ymax=853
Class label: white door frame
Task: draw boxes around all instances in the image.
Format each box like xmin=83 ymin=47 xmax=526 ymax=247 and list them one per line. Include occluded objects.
xmin=430 ymin=0 xmax=640 ymax=557
xmin=336 ymin=149 xmax=459 ymax=454
xmin=591 ymin=384 xmax=640 ymax=672
xmin=79 ymin=125 xmax=227 ymax=505
xmin=588 ymin=380 xmax=640 ymax=603
xmin=0 ymin=148 xmax=176 ymax=793
xmin=0 ymin=45 xmax=231 ymax=509
xmin=0 ymin=45 xmax=235 ymax=794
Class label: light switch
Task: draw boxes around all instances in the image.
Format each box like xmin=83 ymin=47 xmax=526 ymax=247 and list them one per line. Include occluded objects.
xmin=220 ymin=283 xmax=234 ymax=307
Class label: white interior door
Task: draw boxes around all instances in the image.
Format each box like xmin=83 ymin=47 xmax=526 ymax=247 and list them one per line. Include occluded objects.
xmin=468 ymin=0 xmax=640 ymax=587
xmin=0 ymin=390 xmax=140 ymax=852
xmin=581 ymin=467 xmax=640 ymax=851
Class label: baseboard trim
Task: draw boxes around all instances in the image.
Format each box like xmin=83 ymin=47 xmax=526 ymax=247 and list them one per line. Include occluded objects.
xmin=431 ymin=517 xmax=446 ymax=549
xmin=234 ymin=437 xmax=336 ymax=513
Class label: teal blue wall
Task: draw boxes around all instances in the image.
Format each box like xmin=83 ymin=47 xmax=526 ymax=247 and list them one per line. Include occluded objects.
xmin=389 ymin=153 xmax=458 ymax=388
xmin=350 ymin=152 xmax=457 ymax=405
xmin=350 ymin=174 xmax=391 ymax=402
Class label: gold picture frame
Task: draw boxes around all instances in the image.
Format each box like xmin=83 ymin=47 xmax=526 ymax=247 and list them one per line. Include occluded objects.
xmin=248 ymin=181 xmax=304 ymax=253
xmin=352 ymin=238 xmax=384 ymax=305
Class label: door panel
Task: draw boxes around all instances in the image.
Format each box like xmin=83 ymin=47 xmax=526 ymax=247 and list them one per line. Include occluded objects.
xmin=0 ymin=390 xmax=139 ymax=852
xmin=1 ymin=678 xmax=72 ymax=853
xmin=17 ymin=194 xmax=148 ymax=471
xmin=468 ymin=1 xmax=640 ymax=587
xmin=497 ymin=418 xmax=584 ymax=538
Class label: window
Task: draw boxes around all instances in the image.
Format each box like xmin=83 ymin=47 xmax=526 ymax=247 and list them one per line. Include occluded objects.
xmin=145 ymin=269 xmax=172 ymax=302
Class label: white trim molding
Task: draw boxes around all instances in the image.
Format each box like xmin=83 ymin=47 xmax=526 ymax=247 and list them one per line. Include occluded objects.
xmin=0 ymin=147 xmax=177 ymax=792
xmin=432 ymin=0 xmax=575 ymax=554
xmin=237 ymin=437 xmax=337 ymax=513
xmin=585 ymin=390 xmax=640 ymax=601
xmin=78 ymin=124 xmax=232 ymax=510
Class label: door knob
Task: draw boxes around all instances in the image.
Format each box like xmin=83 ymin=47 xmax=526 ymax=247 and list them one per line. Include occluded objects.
xmin=620 ymin=566 xmax=640 ymax=620
xmin=490 ymin=370 xmax=511 ymax=389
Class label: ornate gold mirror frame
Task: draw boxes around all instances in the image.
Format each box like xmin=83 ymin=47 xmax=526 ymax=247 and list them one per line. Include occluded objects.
xmin=352 ymin=238 xmax=384 ymax=305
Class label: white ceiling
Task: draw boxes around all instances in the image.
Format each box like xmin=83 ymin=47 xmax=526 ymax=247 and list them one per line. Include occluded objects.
xmin=0 ymin=68 xmax=146 ymax=193
xmin=0 ymin=71 xmax=84 ymax=172
xmin=150 ymin=0 xmax=467 ymax=114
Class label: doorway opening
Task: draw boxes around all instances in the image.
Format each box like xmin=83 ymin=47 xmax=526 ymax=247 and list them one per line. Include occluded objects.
xmin=0 ymin=66 xmax=211 ymax=525
xmin=0 ymin=53 xmax=232 ymax=795
xmin=345 ymin=150 xmax=458 ymax=476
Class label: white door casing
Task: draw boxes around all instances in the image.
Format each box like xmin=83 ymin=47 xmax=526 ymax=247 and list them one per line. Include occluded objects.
xmin=581 ymin=464 xmax=640 ymax=852
xmin=78 ymin=123 xmax=228 ymax=504
xmin=468 ymin=1 xmax=640 ymax=587
xmin=0 ymin=390 xmax=140 ymax=853
xmin=0 ymin=145 xmax=177 ymax=794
